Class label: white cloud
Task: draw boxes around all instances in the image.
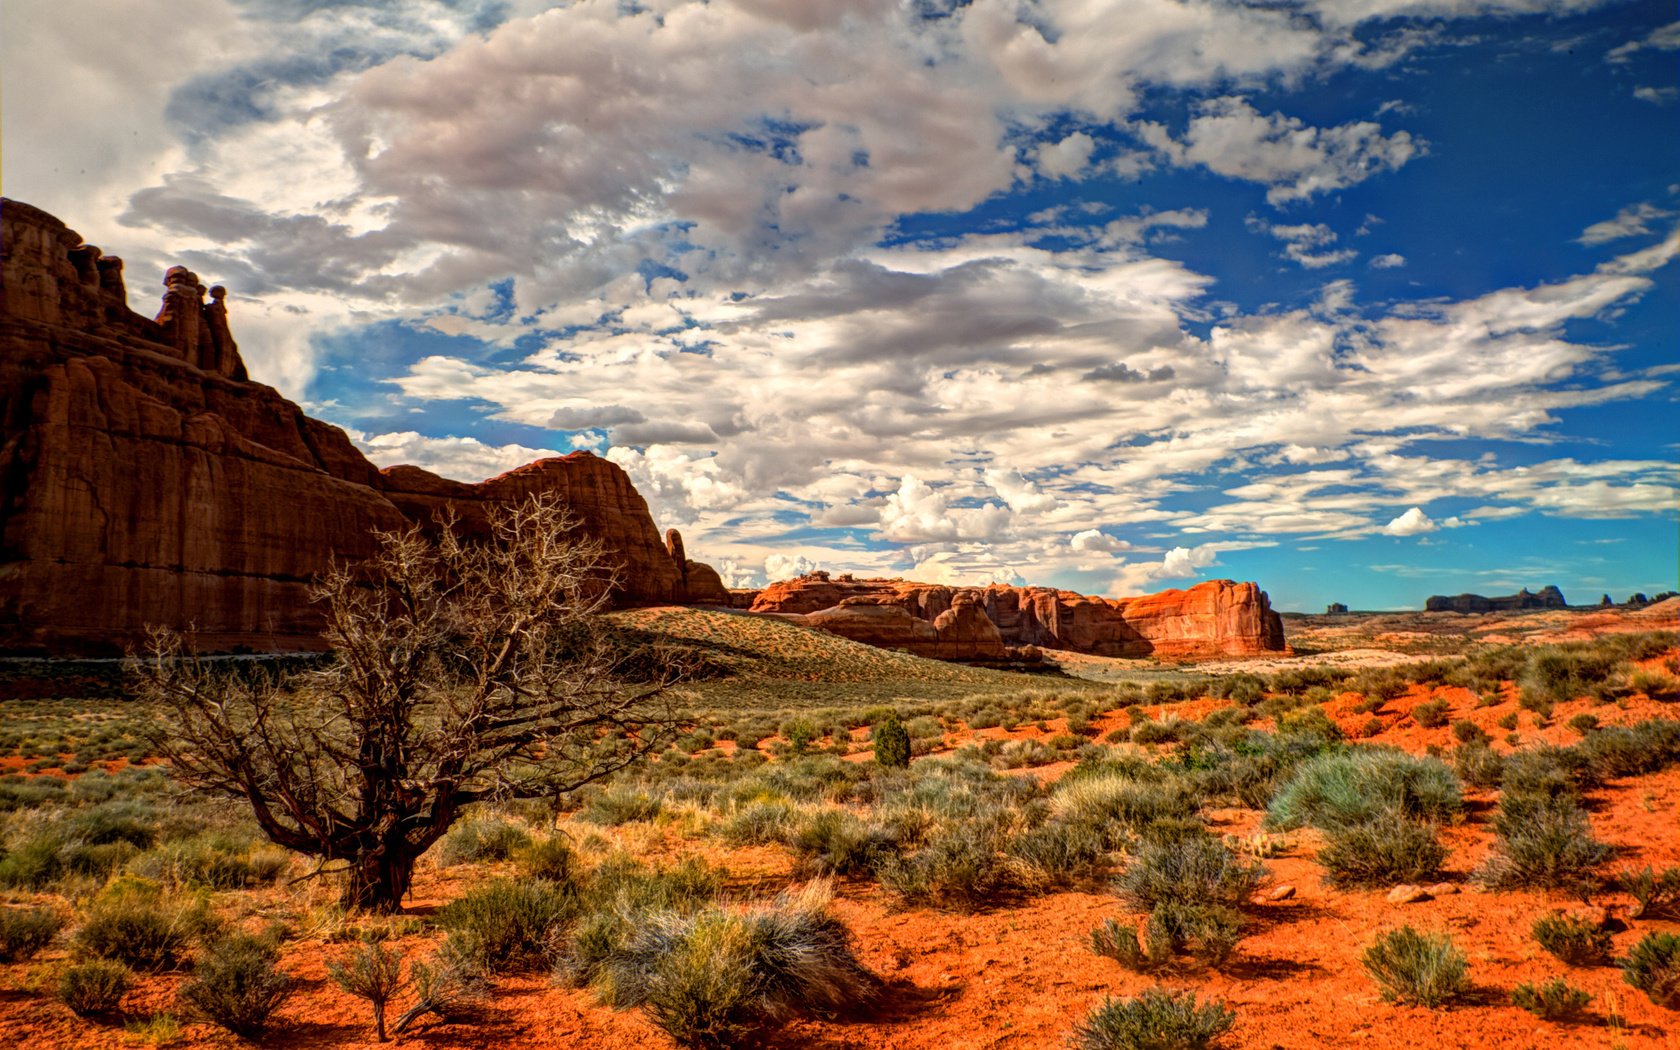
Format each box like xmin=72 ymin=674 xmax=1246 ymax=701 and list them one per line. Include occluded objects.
xmin=1034 ymin=132 xmax=1096 ymax=180
xmin=1578 ymin=202 xmax=1673 ymax=245
xmin=1634 ymin=86 xmax=1678 ymax=105
xmin=1136 ymin=97 xmax=1423 ymax=205
xmin=1382 ymin=506 xmax=1438 ymax=536
xmin=1071 ymin=529 xmax=1132 ymax=553
xmin=763 ymin=553 xmax=821 ymax=582
xmin=1607 ymin=21 xmax=1680 ymax=63
xmin=1109 ymin=543 xmax=1222 ymax=594
xmin=353 ymin=430 xmax=564 ymax=482
xmin=1253 ymin=219 xmax=1359 ymax=268
xmin=1369 ymin=252 xmax=1407 ymax=269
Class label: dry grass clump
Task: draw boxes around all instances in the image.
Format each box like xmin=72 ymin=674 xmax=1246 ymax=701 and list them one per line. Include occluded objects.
xmin=1361 ymin=926 xmax=1470 ymax=1008
xmin=179 ymin=933 xmax=295 ymax=1036
xmin=1531 ymin=912 xmax=1613 ymax=966
xmin=1072 ymin=987 xmax=1236 ymax=1050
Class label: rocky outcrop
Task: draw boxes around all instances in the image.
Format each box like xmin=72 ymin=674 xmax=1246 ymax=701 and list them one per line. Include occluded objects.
xmin=1425 ymin=586 xmax=1568 ymax=613
xmin=0 ymin=198 xmax=720 ymax=653
xmin=750 ymin=575 xmax=1286 ymax=660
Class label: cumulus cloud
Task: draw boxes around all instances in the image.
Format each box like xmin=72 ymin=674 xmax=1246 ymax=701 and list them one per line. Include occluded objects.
xmin=1071 ymin=529 xmax=1132 ymax=553
xmin=1109 ymin=543 xmax=1222 ymax=594
xmin=1135 ymin=97 xmax=1423 ymax=205
xmin=1252 ymin=219 xmax=1359 ymax=268
xmin=1382 ymin=506 xmax=1438 ymax=536
xmin=1607 ymin=20 xmax=1680 ymax=63
xmin=1034 ymin=132 xmax=1096 ymax=179
xmin=1369 ymin=252 xmax=1407 ymax=269
xmin=763 ymin=552 xmax=821 ymax=582
xmin=353 ymin=430 xmax=564 ymax=482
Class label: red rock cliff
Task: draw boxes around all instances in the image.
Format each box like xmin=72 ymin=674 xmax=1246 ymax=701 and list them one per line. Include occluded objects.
xmin=750 ymin=575 xmax=1287 ymax=659
xmin=0 ymin=199 xmax=719 ymax=653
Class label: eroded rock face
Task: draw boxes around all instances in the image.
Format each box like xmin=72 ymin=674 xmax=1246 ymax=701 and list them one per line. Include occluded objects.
xmin=750 ymin=576 xmax=1287 ymax=659
xmin=1424 ymin=586 xmax=1568 ymax=613
xmin=0 ymin=198 xmax=717 ymax=653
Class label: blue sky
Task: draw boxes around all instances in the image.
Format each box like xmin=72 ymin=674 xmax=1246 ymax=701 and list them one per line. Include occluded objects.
xmin=5 ymin=0 xmax=1676 ymax=610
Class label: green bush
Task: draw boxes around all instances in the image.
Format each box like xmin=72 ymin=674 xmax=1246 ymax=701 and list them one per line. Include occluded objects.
xmin=1566 ymin=713 xmax=1600 ymax=737
xmin=1051 ymin=773 xmax=1197 ymax=842
xmin=1619 ymin=865 xmax=1680 ymax=920
xmin=1450 ymin=720 xmax=1490 ymax=746
xmin=872 ymin=716 xmax=911 ymax=769
xmin=720 ymin=800 xmax=800 ymax=846
xmin=0 ymin=835 xmax=65 ymax=888
xmin=1622 ymin=931 xmax=1680 ymax=1009
xmin=593 ymin=884 xmax=875 ymax=1048
xmin=1361 ymin=926 xmax=1469 ymax=1008
xmin=1531 ymin=912 xmax=1613 ymax=966
xmin=1477 ymin=798 xmax=1609 ymax=892
xmin=582 ymin=786 xmax=665 ymax=826
xmin=1116 ymin=831 xmax=1264 ymax=913
xmin=179 ymin=934 xmax=295 ymax=1037
xmin=1072 ymin=987 xmax=1236 ymax=1050
xmin=58 ymin=959 xmax=132 ymax=1017
xmin=73 ymin=884 xmax=208 ymax=970
xmin=522 ymin=838 xmax=580 ymax=883
xmin=785 ymin=809 xmax=888 ymax=877
xmin=877 ymin=831 xmax=1015 ymax=910
xmin=1147 ymin=901 xmax=1244 ymax=968
xmin=436 ymin=878 xmax=575 ymax=974
xmin=1317 ymin=812 xmax=1448 ymax=888
xmin=0 ymin=906 xmax=63 ymax=962
xmin=1089 ymin=917 xmax=1167 ymax=972
xmin=1452 ymin=744 xmax=1503 ymax=789
xmin=438 ymin=817 xmax=532 ymax=866
xmin=328 ymin=941 xmax=407 ymax=1041
xmin=1267 ymin=748 xmax=1462 ymax=831
xmin=1512 ymin=977 xmax=1591 ymax=1021
xmin=1412 ymin=699 xmax=1451 ymax=729
xmin=1006 ymin=821 xmax=1109 ymax=888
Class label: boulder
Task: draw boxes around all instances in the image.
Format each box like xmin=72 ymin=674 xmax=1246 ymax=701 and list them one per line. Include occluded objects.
xmin=0 ymin=197 xmax=721 ymax=653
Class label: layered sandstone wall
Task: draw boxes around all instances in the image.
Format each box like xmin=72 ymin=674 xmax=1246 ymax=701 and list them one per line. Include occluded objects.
xmin=750 ymin=575 xmax=1287 ymax=660
xmin=0 ymin=198 xmax=719 ymax=653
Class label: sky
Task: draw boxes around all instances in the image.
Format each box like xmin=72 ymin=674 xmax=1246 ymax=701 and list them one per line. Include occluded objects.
xmin=4 ymin=0 xmax=1677 ymax=612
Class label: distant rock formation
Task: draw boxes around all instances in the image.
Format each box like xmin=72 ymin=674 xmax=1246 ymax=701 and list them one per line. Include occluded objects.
xmin=0 ymin=198 xmax=723 ymax=654
xmin=1424 ymin=585 xmax=1568 ymax=613
xmin=1326 ymin=602 xmax=1349 ymax=614
xmin=751 ymin=576 xmax=1287 ymax=660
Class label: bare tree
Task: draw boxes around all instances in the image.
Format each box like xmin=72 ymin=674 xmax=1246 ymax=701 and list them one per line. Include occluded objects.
xmin=136 ymin=495 xmax=682 ymax=912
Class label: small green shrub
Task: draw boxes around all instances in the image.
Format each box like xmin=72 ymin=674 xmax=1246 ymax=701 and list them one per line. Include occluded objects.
xmin=582 ymin=787 xmax=665 ymax=826
xmin=594 ymin=883 xmax=875 ymax=1048
xmin=1116 ymin=831 xmax=1264 ymax=913
xmin=1317 ymin=812 xmax=1448 ymax=888
xmin=1450 ymin=720 xmax=1490 ymax=746
xmin=785 ymin=809 xmax=887 ymax=877
xmin=720 ymin=800 xmax=800 ymax=846
xmin=1452 ymin=744 xmax=1504 ymax=789
xmin=1622 ymin=931 xmax=1680 ymax=1009
xmin=522 ymin=838 xmax=580 ymax=883
xmin=1412 ymin=700 xmax=1451 ymax=729
xmin=1361 ymin=926 xmax=1469 ymax=1008
xmin=1512 ymin=977 xmax=1591 ymax=1021
xmin=1267 ymin=749 xmax=1462 ymax=831
xmin=328 ymin=941 xmax=406 ymax=1041
xmin=436 ymin=878 xmax=574 ymax=974
xmin=438 ymin=817 xmax=532 ymax=866
xmin=59 ymin=959 xmax=132 ymax=1017
xmin=872 ymin=716 xmax=911 ymax=769
xmin=0 ymin=906 xmax=63 ymax=962
xmin=1006 ymin=821 xmax=1109 ymax=888
xmin=1072 ymin=987 xmax=1236 ymax=1050
xmin=1477 ymin=798 xmax=1609 ymax=892
xmin=0 ymin=835 xmax=64 ymax=888
xmin=1532 ymin=912 xmax=1613 ymax=966
xmin=877 ymin=831 xmax=1014 ymax=910
xmin=1619 ymin=865 xmax=1680 ymax=920
xmin=74 ymin=885 xmax=207 ymax=971
xmin=1147 ymin=902 xmax=1245 ymax=968
xmin=179 ymin=935 xmax=295 ymax=1037
xmin=1089 ymin=917 xmax=1166 ymax=972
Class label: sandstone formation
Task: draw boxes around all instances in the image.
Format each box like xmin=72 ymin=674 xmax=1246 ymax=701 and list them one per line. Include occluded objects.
xmin=0 ymin=199 xmax=722 ymax=654
xmin=750 ymin=574 xmax=1287 ymax=660
xmin=1424 ymin=585 xmax=1567 ymax=613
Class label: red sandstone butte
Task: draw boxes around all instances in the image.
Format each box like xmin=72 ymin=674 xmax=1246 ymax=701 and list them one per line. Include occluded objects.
xmin=750 ymin=576 xmax=1287 ymax=659
xmin=0 ymin=198 xmax=723 ymax=654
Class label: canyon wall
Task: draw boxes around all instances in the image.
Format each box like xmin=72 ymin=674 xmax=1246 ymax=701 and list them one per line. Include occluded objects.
xmin=0 ymin=198 xmax=719 ymax=654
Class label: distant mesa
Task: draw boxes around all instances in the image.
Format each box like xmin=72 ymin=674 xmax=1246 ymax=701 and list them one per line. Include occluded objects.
xmin=1424 ymin=586 xmax=1567 ymax=613
xmin=1326 ymin=602 xmax=1349 ymax=614
xmin=746 ymin=574 xmax=1288 ymax=661
xmin=0 ymin=198 xmax=727 ymax=655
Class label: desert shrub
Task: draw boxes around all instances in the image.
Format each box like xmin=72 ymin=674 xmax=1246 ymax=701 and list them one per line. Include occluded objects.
xmin=1496 ymin=711 xmax=1520 ymax=731
xmin=1452 ymin=744 xmax=1504 ymax=789
xmin=1532 ymin=912 xmax=1613 ymax=966
xmin=1007 ymin=821 xmax=1109 ymax=888
xmin=781 ymin=717 xmax=818 ymax=754
xmin=1266 ymin=748 xmax=1462 ymax=831
xmin=559 ymin=857 xmax=726 ymax=984
xmin=179 ymin=934 xmax=295 ymax=1037
xmin=328 ymin=941 xmax=406 ymax=1041
xmin=1116 ymin=830 xmax=1264 ymax=913
xmin=785 ymin=809 xmax=888 ymax=877
xmin=438 ymin=817 xmax=532 ymax=866
xmin=1317 ymin=812 xmax=1448 ymax=888
xmin=1630 ymin=669 xmax=1677 ymax=700
xmin=1566 ymin=713 xmax=1600 ymax=737
xmin=436 ymin=878 xmax=575 ymax=974
xmin=58 ymin=959 xmax=132 ymax=1017
xmin=522 ymin=838 xmax=580 ymax=883
xmin=1147 ymin=902 xmax=1244 ymax=968
xmin=582 ymin=786 xmax=665 ymax=826
xmin=0 ymin=835 xmax=65 ymax=888
xmin=1131 ymin=719 xmax=1192 ymax=746
xmin=877 ymin=830 xmax=1015 ymax=910
xmin=1089 ymin=917 xmax=1167 ymax=972
xmin=1512 ymin=977 xmax=1591 ymax=1021
xmin=1052 ymin=773 xmax=1197 ymax=842
xmin=65 ymin=803 xmax=158 ymax=851
xmin=1361 ymin=926 xmax=1469 ymax=1008
xmin=872 ymin=716 xmax=911 ymax=769
xmin=1072 ymin=987 xmax=1235 ymax=1050
xmin=74 ymin=884 xmax=209 ymax=970
xmin=594 ymin=883 xmax=875 ymax=1048
xmin=720 ymin=800 xmax=800 ymax=847
xmin=1450 ymin=720 xmax=1489 ymax=746
xmin=1477 ymin=798 xmax=1609 ymax=892
xmin=1411 ymin=699 xmax=1451 ymax=729
xmin=1520 ymin=647 xmax=1619 ymax=710
xmin=0 ymin=906 xmax=63 ymax=962
xmin=1575 ymin=719 xmax=1680 ymax=781
xmin=395 ymin=948 xmax=488 ymax=1032
xmin=1621 ymin=931 xmax=1680 ymax=1009
xmin=1619 ymin=865 xmax=1680 ymax=920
